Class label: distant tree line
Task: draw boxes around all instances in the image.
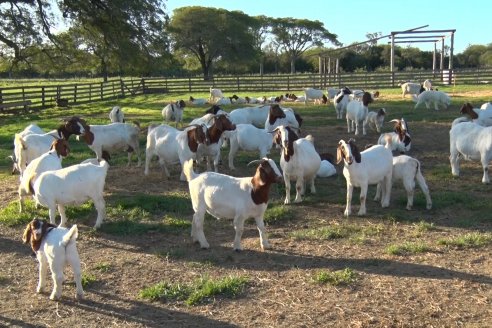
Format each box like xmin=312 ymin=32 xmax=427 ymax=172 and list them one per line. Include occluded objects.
xmin=1 ymin=2 xmax=491 ymax=81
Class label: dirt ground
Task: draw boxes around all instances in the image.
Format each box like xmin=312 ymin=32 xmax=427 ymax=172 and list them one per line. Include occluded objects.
xmin=1 ymin=100 xmax=491 ymax=327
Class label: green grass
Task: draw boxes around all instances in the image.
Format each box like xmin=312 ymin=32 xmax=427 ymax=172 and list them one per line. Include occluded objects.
xmin=94 ymin=263 xmax=112 ymax=273
xmin=437 ymin=232 xmax=492 ymax=249
xmin=386 ymin=242 xmax=432 ymax=255
xmin=263 ymin=204 xmax=295 ymax=225
xmin=313 ymin=268 xmax=357 ymax=286
xmin=99 ymin=216 xmax=190 ymax=236
xmin=139 ymin=275 xmax=249 ymax=306
xmin=290 ymin=223 xmax=384 ymax=242
xmin=81 ymin=273 xmax=97 ymax=288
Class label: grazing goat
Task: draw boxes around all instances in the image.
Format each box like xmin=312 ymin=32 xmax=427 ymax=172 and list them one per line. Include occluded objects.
xmin=399 ymin=82 xmax=424 ymax=98
xmin=144 ymin=124 xmax=209 ymax=180
xmin=225 ymin=124 xmax=274 ymax=170
xmin=378 ymin=118 xmax=412 ymax=153
xmin=31 ymin=160 xmax=109 ymax=228
xmin=459 ymin=102 xmax=492 ymax=127
xmin=363 ymin=108 xmax=386 ymax=133
xmin=189 ymin=96 xmax=208 ymax=106
xmin=414 ymin=90 xmax=451 ymax=110
xmin=337 ymin=139 xmax=393 ymax=216
xmin=449 ymin=121 xmax=492 ymax=184
xmin=10 ymin=124 xmax=45 ymax=174
xmin=23 ymin=218 xmax=83 ymax=300
xmin=303 ymin=88 xmax=328 ymax=105
xmin=333 ymin=87 xmax=351 ymax=120
xmin=209 ymin=87 xmax=224 ymax=103
xmin=374 ymin=155 xmax=432 ymax=210
xmin=18 ymin=139 xmax=70 ymax=213
xmin=109 ymin=106 xmax=125 ymax=123
xmin=183 ymin=158 xmax=283 ymax=251
xmin=273 ymin=126 xmax=321 ymax=204
xmin=346 ymin=92 xmax=374 ymax=135
xmin=162 ymin=100 xmax=186 ymax=127
xmin=75 ymin=118 xmax=141 ymax=166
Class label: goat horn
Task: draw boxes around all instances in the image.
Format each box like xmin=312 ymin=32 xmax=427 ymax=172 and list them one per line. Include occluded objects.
xmin=247 ymin=159 xmax=262 ymax=167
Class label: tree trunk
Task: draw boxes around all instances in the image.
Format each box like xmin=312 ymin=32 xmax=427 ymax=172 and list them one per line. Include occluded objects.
xmin=101 ymin=57 xmax=108 ymax=82
xmin=290 ymin=58 xmax=296 ymax=74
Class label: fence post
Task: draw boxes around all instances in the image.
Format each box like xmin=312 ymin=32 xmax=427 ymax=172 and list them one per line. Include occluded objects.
xmin=236 ymin=76 xmax=240 ymax=92
xmin=41 ymin=87 xmax=45 ymax=108
xmin=100 ymin=82 xmax=104 ymax=100
xmin=141 ymin=78 xmax=146 ymax=95
xmin=120 ymin=79 xmax=125 ymax=98
xmin=189 ymin=76 xmax=192 ymax=92
xmin=287 ymin=76 xmax=290 ymax=91
xmin=74 ymin=85 xmax=77 ymax=104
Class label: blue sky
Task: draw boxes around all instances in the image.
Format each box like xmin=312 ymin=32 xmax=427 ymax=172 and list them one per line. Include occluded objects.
xmin=166 ymin=0 xmax=490 ymax=54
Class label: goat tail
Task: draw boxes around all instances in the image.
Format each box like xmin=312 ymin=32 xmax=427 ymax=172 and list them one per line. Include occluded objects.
xmin=61 ymin=225 xmax=78 ymax=247
xmin=182 ymin=159 xmax=197 ymax=182
xmin=414 ymin=159 xmax=432 ymax=209
xmin=305 ymin=134 xmax=315 ymax=144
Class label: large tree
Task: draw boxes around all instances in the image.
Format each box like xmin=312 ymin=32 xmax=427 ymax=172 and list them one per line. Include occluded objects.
xmin=168 ymin=6 xmax=258 ymax=80
xmin=270 ymin=18 xmax=340 ymax=73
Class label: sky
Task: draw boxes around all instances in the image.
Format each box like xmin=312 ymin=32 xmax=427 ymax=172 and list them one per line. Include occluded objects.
xmin=165 ymin=0 xmax=491 ymax=54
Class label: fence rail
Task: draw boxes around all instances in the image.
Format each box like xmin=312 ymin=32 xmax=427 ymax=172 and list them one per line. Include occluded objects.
xmin=1 ymin=68 xmax=491 ymax=112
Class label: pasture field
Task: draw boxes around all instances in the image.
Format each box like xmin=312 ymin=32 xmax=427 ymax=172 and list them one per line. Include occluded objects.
xmin=0 ymin=85 xmax=491 ymax=327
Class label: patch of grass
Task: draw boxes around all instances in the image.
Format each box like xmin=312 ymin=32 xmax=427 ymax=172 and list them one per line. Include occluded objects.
xmin=413 ymin=220 xmax=436 ymax=233
xmin=0 ymin=200 xmax=45 ymax=226
xmin=155 ymin=248 xmax=187 ymax=261
xmin=437 ymin=232 xmax=492 ymax=249
xmin=109 ymin=192 xmax=191 ymax=216
xmin=386 ymin=242 xmax=431 ymax=255
xmin=107 ymin=205 xmax=151 ymax=221
xmin=263 ymin=204 xmax=294 ymax=225
xmin=139 ymin=275 xmax=249 ymax=306
xmin=313 ymin=268 xmax=357 ymax=286
xmin=99 ymin=216 xmax=191 ymax=236
xmin=81 ymin=273 xmax=97 ymax=288
xmin=94 ymin=263 xmax=112 ymax=273
xmin=290 ymin=223 xmax=380 ymax=241
xmin=0 ymin=275 xmax=9 ymax=285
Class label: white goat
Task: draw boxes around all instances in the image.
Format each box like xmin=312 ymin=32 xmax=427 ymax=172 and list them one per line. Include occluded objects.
xmin=31 ymin=160 xmax=109 ymax=228
xmin=333 ymin=88 xmax=351 ymax=120
xmin=22 ymin=218 xmax=83 ymax=300
xmin=378 ymin=119 xmax=412 ymax=153
xmin=229 ymin=105 xmax=270 ymax=127
xmin=449 ymin=121 xmax=492 ymax=184
xmin=18 ymin=139 xmax=70 ymax=213
xmin=273 ymin=126 xmax=321 ymax=204
xmin=183 ymin=158 xmax=283 ymax=251
xmin=109 ymin=106 xmax=125 ymax=123
xmin=363 ymin=108 xmax=386 ymax=133
xmin=346 ymin=92 xmax=374 ymax=135
xmin=399 ymin=82 xmax=423 ymax=98
xmin=303 ymin=88 xmax=328 ymax=105
xmin=215 ymin=97 xmax=232 ymax=105
xmin=231 ymin=94 xmax=247 ymax=104
xmin=327 ymin=87 xmax=338 ymax=99
xmin=209 ymin=87 xmax=224 ymax=103
xmin=337 ymin=139 xmax=393 ymax=216
xmin=225 ymin=124 xmax=274 ymax=170
xmin=414 ymin=90 xmax=451 ymax=110
xmin=189 ymin=96 xmax=208 ymax=106
xmin=317 ymin=160 xmax=337 ymax=177
xmin=374 ymin=155 xmax=432 ymax=210
xmin=189 ymin=105 xmax=228 ymax=126
xmin=423 ymin=79 xmax=433 ymax=91
xmin=264 ymin=104 xmax=302 ymax=134
xmin=76 ymin=119 xmax=141 ymax=166
xmin=11 ymin=124 xmax=45 ymax=174
xmin=144 ymin=124 xmax=209 ymax=180
xmin=162 ymin=100 xmax=186 ymax=127
xmin=459 ymin=102 xmax=492 ymax=127
xmin=480 ymin=102 xmax=492 ymax=110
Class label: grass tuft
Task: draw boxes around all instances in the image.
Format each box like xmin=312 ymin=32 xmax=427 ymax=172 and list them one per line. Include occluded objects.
xmin=264 ymin=204 xmax=295 ymax=225
xmin=313 ymin=268 xmax=357 ymax=286
xmin=437 ymin=232 xmax=492 ymax=249
xmin=81 ymin=273 xmax=97 ymax=288
xmin=386 ymin=242 xmax=431 ymax=255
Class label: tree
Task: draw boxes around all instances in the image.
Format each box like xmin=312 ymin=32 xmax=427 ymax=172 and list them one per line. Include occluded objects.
xmin=270 ymin=18 xmax=340 ymax=73
xmin=168 ymin=6 xmax=258 ymax=80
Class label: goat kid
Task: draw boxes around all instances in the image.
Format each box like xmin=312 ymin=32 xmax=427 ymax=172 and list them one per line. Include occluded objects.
xmin=459 ymin=102 xmax=492 ymax=127
xmin=363 ymin=108 xmax=386 ymax=133
xmin=346 ymin=92 xmax=374 ymax=135
xmin=162 ymin=100 xmax=186 ymax=128
xmin=109 ymin=106 xmax=125 ymax=123
xmin=378 ymin=118 xmax=411 ymax=153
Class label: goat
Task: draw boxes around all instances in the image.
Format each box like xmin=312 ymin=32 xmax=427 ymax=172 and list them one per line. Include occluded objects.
xmin=414 ymin=90 xmax=451 ymax=110
xmin=317 ymin=153 xmax=337 ymax=177
xmin=18 ymin=139 xmax=70 ymax=213
xmin=459 ymin=102 xmax=492 ymax=127
xmin=189 ymin=96 xmax=208 ymax=106
xmin=31 ymin=160 xmax=109 ymax=228
xmin=231 ymin=94 xmax=247 ymax=104
xmin=22 ymin=218 xmax=83 ymax=301
xmin=423 ymin=79 xmax=433 ymax=91
xmin=162 ymin=100 xmax=186 ymax=128
xmin=229 ymin=105 xmax=270 ymax=127
xmin=189 ymin=105 xmax=228 ymax=126
xmin=273 ymin=126 xmax=321 ymax=204
xmin=333 ymin=87 xmax=351 ymax=120
xmin=10 ymin=124 xmax=45 ymax=175
xmin=264 ymin=104 xmax=302 ymax=134
xmin=183 ymin=158 xmax=283 ymax=251
xmin=363 ymin=108 xmax=386 ymax=133
xmin=480 ymin=102 xmax=492 ymax=110
xmin=304 ymin=88 xmax=328 ymax=105
xmin=327 ymin=87 xmax=338 ymax=99
xmin=346 ymin=92 xmax=373 ymax=135
xmin=337 ymin=139 xmax=393 ymax=216
xmin=109 ymin=106 xmax=125 ymax=123
xmin=144 ymin=124 xmax=209 ymax=180
xmin=225 ymin=124 xmax=274 ymax=170
xmin=449 ymin=121 xmax=492 ymax=184
xmin=399 ymin=82 xmax=424 ymax=98
xmin=215 ymin=97 xmax=232 ymax=105
xmin=378 ymin=118 xmax=412 ymax=153
xmin=374 ymin=155 xmax=432 ymax=210
xmin=209 ymin=87 xmax=224 ymax=103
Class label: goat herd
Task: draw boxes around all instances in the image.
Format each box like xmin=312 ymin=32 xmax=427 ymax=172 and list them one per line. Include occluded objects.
xmin=13 ymin=82 xmax=492 ymax=301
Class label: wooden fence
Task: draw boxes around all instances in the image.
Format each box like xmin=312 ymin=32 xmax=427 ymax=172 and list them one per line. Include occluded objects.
xmin=1 ymin=68 xmax=491 ymax=112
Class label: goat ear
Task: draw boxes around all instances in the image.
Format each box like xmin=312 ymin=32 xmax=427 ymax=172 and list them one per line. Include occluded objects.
xmin=22 ymin=223 xmax=32 ymax=244
xmin=336 ymin=145 xmax=343 ymax=164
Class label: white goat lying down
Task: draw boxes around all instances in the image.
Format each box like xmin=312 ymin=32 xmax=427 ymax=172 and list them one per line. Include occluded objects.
xmin=273 ymin=125 xmax=321 ymax=204
xmin=459 ymin=102 xmax=492 ymax=127
xmin=414 ymin=90 xmax=451 ymax=110
xmin=189 ymin=96 xmax=208 ymax=106
xmin=378 ymin=118 xmax=412 ymax=153
xmin=183 ymin=158 xmax=283 ymax=251
xmin=31 ymin=160 xmax=110 ymax=228
xmin=19 ymin=139 xmax=70 ymax=213
xmin=109 ymin=106 xmax=125 ymax=123
xmin=346 ymin=91 xmax=374 ymax=135
xmin=363 ymin=108 xmax=386 ymax=133
xmin=225 ymin=124 xmax=273 ymax=170
xmin=337 ymin=139 xmax=393 ymax=216
xmin=375 ymin=155 xmax=432 ymax=210
xmin=23 ymin=218 xmax=83 ymax=300
xmin=449 ymin=121 xmax=492 ymax=184
xmin=316 ymin=152 xmax=337 ymax=178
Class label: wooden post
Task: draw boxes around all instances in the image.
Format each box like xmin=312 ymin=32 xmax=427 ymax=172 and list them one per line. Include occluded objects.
xmin=440 ymin=38 xmax=445 ymax=82
xmin=100 ymin=82 xmax=104 ymax=100
xmin=390 ymin=33 xmax=395 ymax=87
xmin=189 ymin=76 xmax=192 ymax=92
xmin=89 ymin=84 xmax=92 ymax=101
xmin=120 ymin=79 xmax=125 ymax=97
xmin=141 ymin=78 xmax=146 ymax=95
xmin=287 ymin=76 xmax=290 ymax=91
xmin=432 ymin=42 xmax=437 ymax=77
xmin=319 ymin=56 xmax=323 ymax=88
xmin=449 ymin=32 xmax=454 ymax=84
xmin=335 ymin=58 xmax=340 ymax=88
xmin=328 ymin=57 xmax=331 ymax=85
xmin=74 ymin=85 xmax=77 ymax=104
xmin=41 ymin=87 xmax=45 ymax=108
xmin=237 ymin=76 xmax=240 ymax=92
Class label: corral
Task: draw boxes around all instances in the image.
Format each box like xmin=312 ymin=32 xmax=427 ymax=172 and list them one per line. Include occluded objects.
xmin=0 ymin=84 xmax=491 ymax=327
